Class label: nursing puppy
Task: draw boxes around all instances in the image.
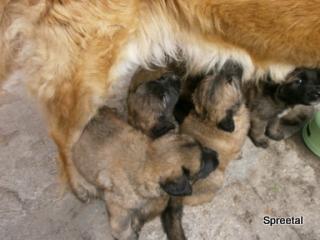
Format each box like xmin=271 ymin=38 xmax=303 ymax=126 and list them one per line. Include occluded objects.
xmin=127 ymin=68 xmax=187 ymax=239
xmin=72 ymin=106 xmax=218 ymax=240
xmin=181 ymin=62 xmax=249 ymax=170
xmin=245 ymin=68 xmax=320 ymax=148
xmin=128 ymin=68 xmax=180 ymax=138
xmin=178 ymin=61 xmax=250 ymax=205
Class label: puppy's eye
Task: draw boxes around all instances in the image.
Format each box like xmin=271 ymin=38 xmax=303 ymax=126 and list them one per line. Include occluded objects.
xmin=295 ymin=79 xmax=302 ymax=85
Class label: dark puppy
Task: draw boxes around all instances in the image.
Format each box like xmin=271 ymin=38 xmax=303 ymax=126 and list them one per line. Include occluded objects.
xmin=244 ymin=68 xmax=320 ymax=148
xmin=72 ymin=107 xmax=218 ymax=240
xmin=128 ymin=68 xmax=180 ymax=138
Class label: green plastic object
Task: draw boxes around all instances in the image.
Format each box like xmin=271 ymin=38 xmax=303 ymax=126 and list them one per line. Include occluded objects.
xmin=302 ymin=111 xmax=320 ymax=157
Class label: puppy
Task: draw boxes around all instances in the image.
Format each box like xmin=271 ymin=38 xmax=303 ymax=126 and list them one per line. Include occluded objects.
xmin=177 ymin=61 xmax=250 ymax=205
xmin=72 ymin=106 xmax=218 ymax=240
xmin=180 ymin=61 xmax=249 ymax=170
xmin=244 ymin=68 xmax=320 ymax=148
xmin=128 ymin=68 xmax=180 ymax=138
xmin=127 ymin=68 xmax=188 ymax=239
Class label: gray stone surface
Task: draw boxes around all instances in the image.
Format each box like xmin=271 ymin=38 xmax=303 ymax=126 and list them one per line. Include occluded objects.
xmin=1 ymin=75 xmax=320 ymax=240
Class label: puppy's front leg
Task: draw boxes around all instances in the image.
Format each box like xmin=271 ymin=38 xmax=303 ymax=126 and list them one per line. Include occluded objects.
xmin=161 ymin=197 xmax=186 ymax=240
xmin=249 ymin=117 xmax=269 ymax=148
xmin=265 ymin=117 xmax=284 ymax=141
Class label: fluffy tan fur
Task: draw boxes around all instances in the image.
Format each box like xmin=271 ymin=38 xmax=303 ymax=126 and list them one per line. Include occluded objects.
xmin=181 ymin=72 xmax=250 ymax=205
xmin=72 ymin=106 xmax=206 ymax=239
xmin=1 ymin=0 xmax=320 ymax=199
xmin=182 ymin=106 xmax=249 ymax=171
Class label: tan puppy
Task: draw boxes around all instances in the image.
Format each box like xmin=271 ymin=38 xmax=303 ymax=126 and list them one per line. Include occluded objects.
xmin=72 ymin=106 xmax=218 ymax=240
xmin=2 ymin=0 xmax=320 ymax=201
xmin=128 ymin=68 xmax=180 ymax=138
xmin=127 ymin=68 xmax=192 ymax=239
xmin=245 ymin=68 xmax=320 ymax=148
xmin=181 ymin=62 xmax=249 ymax=170
xmin=178 ymin=61 xmax=250 ymax=205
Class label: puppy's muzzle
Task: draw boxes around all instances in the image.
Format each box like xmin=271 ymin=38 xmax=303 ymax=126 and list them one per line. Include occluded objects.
xmin=160 ymin=73 xmax=181 ymax=90
xmin=193 ymin=147 xmax=219 ymax=181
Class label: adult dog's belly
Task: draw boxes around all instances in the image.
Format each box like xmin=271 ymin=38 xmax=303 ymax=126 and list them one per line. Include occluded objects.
xmin=106 ymin=36 xmax=294 ymax=114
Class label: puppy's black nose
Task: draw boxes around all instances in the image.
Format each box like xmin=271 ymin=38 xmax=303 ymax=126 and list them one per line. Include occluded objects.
xmin=197 ymin=147 xmax=219 ymax=179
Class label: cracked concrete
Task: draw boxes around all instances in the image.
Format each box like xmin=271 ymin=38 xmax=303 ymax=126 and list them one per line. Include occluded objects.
xmin=1 ymin=74 xmax=320 ymax=240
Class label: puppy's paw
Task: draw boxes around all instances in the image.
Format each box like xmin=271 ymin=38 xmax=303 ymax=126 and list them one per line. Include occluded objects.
xmin=281 ymin=118 xmax=302 ymax=126
xmin=251 ymin=137 xmax=269 ymax=148
xmin=266 ymin=129 xmax=284 ymax=141
xmin=307 ymin=89 xmax=320 ymax=102
xmin=70 ymin=172 xmax=97 ymax=203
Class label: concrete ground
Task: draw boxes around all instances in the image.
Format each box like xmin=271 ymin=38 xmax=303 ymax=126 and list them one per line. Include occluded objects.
xmin=1 ymin=74 xmax=320 ymax=240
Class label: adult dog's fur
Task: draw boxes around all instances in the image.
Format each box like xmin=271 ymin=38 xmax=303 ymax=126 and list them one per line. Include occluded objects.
xmin=72 ymin=106 xmax=218 ymax=240
xmin=1 ymin=0 xmax=320 ymax=200
xmin=245 ymin=68 xmax=320 ymax=148
xmin=178 ymin=61 xmax=250 ymax=205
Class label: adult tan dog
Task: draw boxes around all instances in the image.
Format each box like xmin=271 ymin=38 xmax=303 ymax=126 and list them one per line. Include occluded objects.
xmin=1 ymin=0 xmax=320 ymax=201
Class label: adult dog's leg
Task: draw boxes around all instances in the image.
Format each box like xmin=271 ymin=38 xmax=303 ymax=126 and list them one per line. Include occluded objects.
xmin=48 ymin=90 xmax=100 ymax=202
xmin=38 ymin=35 xmax=127 ymax=202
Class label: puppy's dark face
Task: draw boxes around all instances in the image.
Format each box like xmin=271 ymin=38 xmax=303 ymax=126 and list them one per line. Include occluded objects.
xmin=277 ymin=68 xmax=320 ymax=105
xmin=128 ymin=72 xmax=181 ymax=138
xmin=150 ymin=134 xmax=219 ymax=196
xmin=145 ymin=73 xmax=181 ymax=111
xmin=192 ymin=61 xmax=244 ymax=132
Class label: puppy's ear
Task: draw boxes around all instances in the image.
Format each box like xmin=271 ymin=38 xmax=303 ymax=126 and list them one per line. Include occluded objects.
xmin=150 ymin=119 xmax=176 ymax=139
xmin=161 ymin=173 xmax=192 ymax=197
xmin=217 ymin=110 xmax=235 ymax=132
xmin=173 ymin=98 xmax=194 ymax=124
xmin=221 ymin=60 xmax=243 ymax=83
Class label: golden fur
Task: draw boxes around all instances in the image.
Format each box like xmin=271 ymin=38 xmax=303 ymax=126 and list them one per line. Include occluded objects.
xmin=1 ymin=0 xmax=320 ymax=200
